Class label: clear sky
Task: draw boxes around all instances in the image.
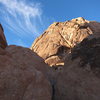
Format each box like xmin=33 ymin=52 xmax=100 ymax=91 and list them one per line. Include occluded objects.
xmin=0 ymin=0 xmax=100 ymax=47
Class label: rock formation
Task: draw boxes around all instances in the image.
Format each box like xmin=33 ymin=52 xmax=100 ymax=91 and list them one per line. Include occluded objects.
xmin=54 ymin=32 xmax=100 ymax=100
xmin=0 ymin=17 xmax=100 ymax=100
xmin=0 ymin=45 xmax=52 ymax=100
xmin=0 ymin=24 xmax=7 ymax=49
xmin=31 ymin=17 xmax=100 ymax=66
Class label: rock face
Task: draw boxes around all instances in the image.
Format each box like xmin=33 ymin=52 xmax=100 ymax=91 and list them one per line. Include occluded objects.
xmin=6 ymin=45 xmax=49 ymax=75
xmin=0 ymin=45 xmax=52 ymax=100
xmin=31 ymin=17 xmax=100 ymax=66
xmin=54 ymin=32 xmax=100 ymax=100
xmin=0 ymin=24 xmax=8 ymax=49
xmin=1 ymin=18 xmax=100 ymax=100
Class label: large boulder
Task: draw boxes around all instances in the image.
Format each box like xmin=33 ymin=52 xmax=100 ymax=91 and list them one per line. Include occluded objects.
xmin=6 ymin=45 xmax=49 ymax=75
xmin=0 ymin=46 xmax=52 ymax=100
xmin=0 ymin=24 xmax=7 ymax=49
xmin=54 ymin=32 xmax=100 ymax=100
xmin=31 ymin=17 xmax=100 ymax=66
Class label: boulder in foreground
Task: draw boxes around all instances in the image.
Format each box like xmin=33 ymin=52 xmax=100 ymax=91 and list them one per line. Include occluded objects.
xmin=0 ymin=46 xmax=52 ymax=100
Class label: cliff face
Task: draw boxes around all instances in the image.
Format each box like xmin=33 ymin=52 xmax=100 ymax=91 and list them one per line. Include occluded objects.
xmin=31 ymin=17 xmax=100 ymax=66
xmin=0 ymin=24 xmax=7 ymax=49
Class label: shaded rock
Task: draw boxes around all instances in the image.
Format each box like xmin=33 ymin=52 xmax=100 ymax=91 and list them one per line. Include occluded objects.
xmin=0 ymin=45 xmax=52 ymax=100
xmin=6 ymin=45 xmax=49 ymax=74
xmin=31 ymin=17 xmax=100 ymax=66
xmin=71 ymin=33 xmax=100 ymax=70
xmin=6 ymin=45 xmax=57 ymax=96
xmin=54 ymin=32 xmax=100 ymax=100
xmin=0 ymin=24 xmax=7 ymax=49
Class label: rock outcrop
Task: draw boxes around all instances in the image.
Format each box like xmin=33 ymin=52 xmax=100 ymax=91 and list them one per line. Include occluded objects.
xmin=0 ymin=45 xmax=52 ymax=100
xmin=0 ymin=17 xmax=100 ymax=100
xmin=31 ymin=17 xmax=100 ymax=66
xmin=0 ymin=24 xmax=7 ymax=49
xmin=54 ymin=32 xmax=100 ymax=100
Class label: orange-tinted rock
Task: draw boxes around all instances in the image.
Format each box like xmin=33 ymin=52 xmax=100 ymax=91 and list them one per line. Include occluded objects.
xmin=0 ymin=24 xmax=7 ymax=49
xmin=54 ymin=32 xmax=100 ymax=100
xmin=0 ymin=45 xmax=52 ymax=100
xmin=31 ymin=17 xmax=100 ymax=66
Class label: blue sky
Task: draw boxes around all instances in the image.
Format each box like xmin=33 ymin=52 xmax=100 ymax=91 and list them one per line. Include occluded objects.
xmin=0 ymin=0 xmax=100 ymax=47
